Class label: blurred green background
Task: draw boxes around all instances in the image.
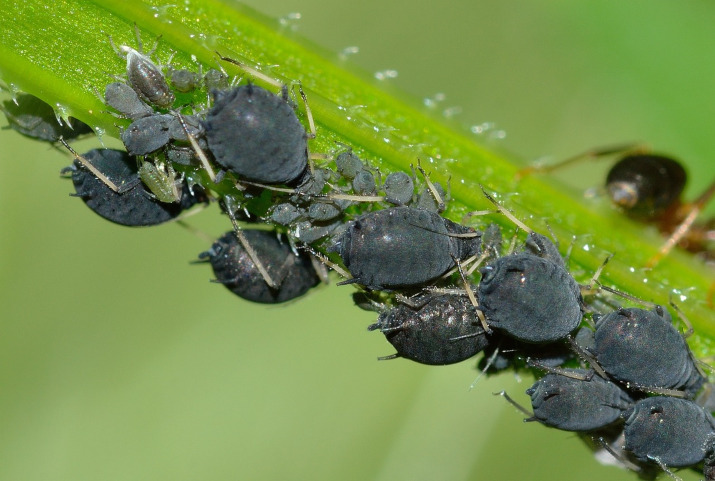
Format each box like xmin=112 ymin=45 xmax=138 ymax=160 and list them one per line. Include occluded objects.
xmin=1 ymin=1 xmax=713 ymax=480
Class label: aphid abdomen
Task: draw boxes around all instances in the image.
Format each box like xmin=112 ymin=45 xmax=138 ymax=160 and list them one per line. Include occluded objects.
xmin=126 ymin=49 xmax=175 ymax=108
xmin=204 ymin=85 xmax=308 ymax=184
xmin=478 ymin=255 xmax=583 ymax=343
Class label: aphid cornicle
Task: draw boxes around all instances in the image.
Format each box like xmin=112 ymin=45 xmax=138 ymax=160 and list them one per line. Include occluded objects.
xmin=203 ymin=84 xmax=309 ymax=185
xmin=330 ymin=206 xmax=481 ymax=290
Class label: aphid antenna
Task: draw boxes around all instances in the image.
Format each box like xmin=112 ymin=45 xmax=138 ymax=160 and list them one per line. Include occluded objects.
xmin=415 ymin=160 xmax=446 ymax=212
xmin=667 ymin=294 xmax=694 ymax=338
xmin=175 ymin=220 xmax=215 ymax=245
xmin=580 ymin=254 xmax=613 ymax=295
xmin=647 ymin=455 xmax=682 ymax=481
xmin=174 ymin=111 xmax=216 ymax=182
xmin=514 ymin=142 xmax=644 ymax=180
xmin=594 ymin=281 xmax=657 ymax=309
xmin=479 ymin=185 xmax=534 ymax=233
xmin=310 ymin=152 xmax=330 ymax=161
xmin=297 ymin=243 xmax=352 ymax=281
xmin=59 ymin=137 xmax=124 ymax=193
xmin=526 ymin=358 xmax=594 ymax=381
xmin=647 ymin=179 xmax=715 ymax=268
xmin=493 ymin=390 xmax=534 ymax=418
xmin=505 ymin=227 xmax=521 ymax=255
xmin=216 ymin=52 xmax=283 ymax=90
xmin=468 ymin=345 xmax=502 ymax=390
xmin=595 ymin=437 xmax=644 ymax=474
xmin=294 ymin=82 xmax=316 ymax=139
xmin=562 ymin=235 xmax=577 ymax=267
xmin=453 ymin=255 xmax=491 ymax=333
xmin=235 ymin=179 xmax=386 ymax=203
xmin=566 ymin=334 xmax=609 ymax=379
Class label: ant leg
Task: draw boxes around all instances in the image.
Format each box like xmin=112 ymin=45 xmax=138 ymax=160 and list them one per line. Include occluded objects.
xmin=515 ymin=142 xmax=645 ymax=180
xmin=647 ymin=179 xmax=715 ymax=267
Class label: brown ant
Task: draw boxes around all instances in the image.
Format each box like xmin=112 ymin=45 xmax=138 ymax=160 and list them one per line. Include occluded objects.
xmin=517 ymin=144 xmax=714 ymax=267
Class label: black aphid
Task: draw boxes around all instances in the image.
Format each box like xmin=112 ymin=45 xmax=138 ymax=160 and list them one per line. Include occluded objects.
xmin=168 ymin=67 xmax=202 ymax=93
xmin=65 ymin=148 xmax=204 ymax=226
xmin=383 ymin=171 xmax=414 ymax=206
xmin=203 ymin=68 xmax=229 ymax=91
xmin=330 ymin=206 xmax=481 ymax=290
xmin=122 ymin=113 xmax=202 ymax=156
xmin=623 ymin=396 xmax=715 ymax=468
xmin=199 ymin=230 xmax=320 ymax=304
xmin=526 ymin=369 xmax=633 ymax=432
xmin=104 ymin=82 xmax=153 ymax=120
xmin=367 ymin=293 xmax=489 ymax=365
xmin=1 ymin=94 xmax=92 ymax=141
xmin=592 ymin=306 xmax=704 ymax=395
xmin=203 ymin=84 xmax=309 ymax=184
xmin=477 ymin=232 xmax=584 ymax=343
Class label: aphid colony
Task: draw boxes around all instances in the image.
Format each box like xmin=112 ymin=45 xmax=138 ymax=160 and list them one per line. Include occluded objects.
xmin=3 ymin=26 xmax=715 ymax=481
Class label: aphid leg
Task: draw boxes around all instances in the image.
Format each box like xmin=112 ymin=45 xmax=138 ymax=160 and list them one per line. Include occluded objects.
xmin=668 ymin=295 xmax=694 ymax=338
xmin=580 ymin=254 xmax=613 ymax=295
xmin=416 ymin=160 xmax=446 ymax=212
xmin=566 ymin=334 xmax=608 ymax=379
xmin=480 ymin=185 xmax=534 ymax=233
xmin=376 ymin=353 xmax=400 ymax=361
xmin=595 ymin=437 xmax=644 ymax=473
xmin=298 ymin=243 xmax=352 ymax=281
xmin=647 ymin=456 xmax=682 ymax=481
xmin=454 ymin=256 xmax=491 ymax=333
xmin=174 ymin=112 xmax=216 ymax=182
xmin=223 ymin=201 xmax=279 ymax=289
xmin=466 ymin=250 xmax=491 ymax=276
xmin=526 ymin=358 xmax=594 ymax=381
xmin=59 ymin=137 xmax=132 ymax=193
xmin=630 ymin=384 xmax=688 ymax=398
xmin=469 ymin=344 xmax=502 ymax=390
xmin=394 ymin=292 xmax=430 ymax=309
xmin=515 ymin=142 xmax=644 ymax=180
xmin=308 ymin=255 xmax=331 ymax=284
xmin=107 ymin=34 xmax=123 ymax=59
xmin=493 ymin=391 xmax=533 ymax=418
xmin=646 ymin=179 xmax=715 ymax=267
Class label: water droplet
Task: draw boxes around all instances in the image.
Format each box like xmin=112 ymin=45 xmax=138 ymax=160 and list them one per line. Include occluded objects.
xmin=339 ymin=46 xmax=359 ymax=61
xmin=374 ymin=70 xmax=398 ymax=81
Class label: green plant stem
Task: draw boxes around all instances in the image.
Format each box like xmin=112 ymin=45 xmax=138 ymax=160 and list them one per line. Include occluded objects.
xmin=0 ymin=0 xmax=712 ymax=354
